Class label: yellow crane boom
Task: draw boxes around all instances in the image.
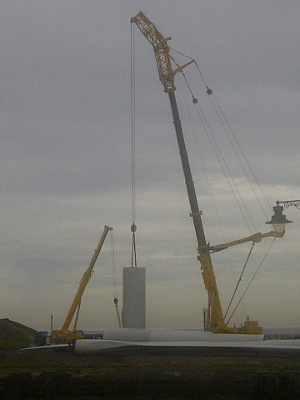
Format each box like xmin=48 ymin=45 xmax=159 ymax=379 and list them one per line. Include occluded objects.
xmin=131 ymin=12 xmax=194 ymax=93
xmin=51 ymin=225 xmax=112 ymax=343
xmin=131 ymin=12 xmax=287 ymax=334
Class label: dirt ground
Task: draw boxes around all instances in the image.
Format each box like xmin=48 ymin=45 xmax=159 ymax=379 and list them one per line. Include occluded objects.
xmin=0 ymin=348 xmax=299 ymax=398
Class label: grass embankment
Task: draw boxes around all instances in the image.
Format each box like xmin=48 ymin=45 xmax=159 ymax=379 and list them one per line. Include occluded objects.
xmin=0 ymin=318 xmax=37 ymax=349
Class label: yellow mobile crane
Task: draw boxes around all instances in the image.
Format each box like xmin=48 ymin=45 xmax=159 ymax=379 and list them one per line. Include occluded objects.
xmin=51 ymin=225 xmax=112 ymax=343
xmin=131 ymin=12 xmax=291 ymax=334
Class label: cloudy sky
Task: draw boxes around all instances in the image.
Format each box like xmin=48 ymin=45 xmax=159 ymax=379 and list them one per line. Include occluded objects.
xmin=1 ymin=1 xmax=299 ymax=332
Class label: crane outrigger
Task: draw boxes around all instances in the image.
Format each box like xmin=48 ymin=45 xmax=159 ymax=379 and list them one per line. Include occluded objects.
xmin=131 ymin=12 xmax=290 ymax=334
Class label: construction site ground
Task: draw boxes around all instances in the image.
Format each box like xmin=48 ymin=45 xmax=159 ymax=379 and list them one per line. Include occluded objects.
xmin=0 ymin=346 xmax=299 ymax=399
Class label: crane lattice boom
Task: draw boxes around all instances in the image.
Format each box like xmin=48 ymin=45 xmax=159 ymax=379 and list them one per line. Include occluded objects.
xmin=131 ymin=12 xmax=175 ymax=92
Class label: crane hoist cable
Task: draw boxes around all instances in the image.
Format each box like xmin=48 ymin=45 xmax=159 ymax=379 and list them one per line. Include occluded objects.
xmin=169 ymin=46 xmax=212 ymax=93
xmin=179 ymin=74 xmax=246 ymax=318
xmin=175 ymin=60 xmax=283 ymax=323
xmin=167 ymin=49 xmax=257 ymax=233
xmin=175 ymin=66 xmax=257 ymax=233
xmin=224 ymin=241 xmax=255 ymax=321
xmin=208 ymin=93 xmax=272 ymax=218
xmin=176 ymin=53 xmax=272 ymax=221
xmin=169 ymin=46 xmax=271 ymax=228
xmin=178 ymin=75 xmax=247 ymax=320
xmin=226 ymin=237 xmax=276 ymax=325
xmin=173 ymin=56 xmax=281 ymax=321
xmin=176 ymin=65 xmax=284 ymax=322
xmin=193 ymin=97 xmax=256 ymax=233
xmin=131 ymin=23 xmax=136 ymax=226
xmin=110 ymin=229 xmax=122 ymax=327
xmin=131 ymin=23 xmax=138 ymax=268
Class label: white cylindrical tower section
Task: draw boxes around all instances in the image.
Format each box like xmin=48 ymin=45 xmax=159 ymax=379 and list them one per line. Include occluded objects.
xmin=122 ymin=267 xmax=146 ymax=329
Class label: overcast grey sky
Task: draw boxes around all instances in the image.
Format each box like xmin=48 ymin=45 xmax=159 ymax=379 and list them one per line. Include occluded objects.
xmin=1 ymin=1 xmax=299 ymax=331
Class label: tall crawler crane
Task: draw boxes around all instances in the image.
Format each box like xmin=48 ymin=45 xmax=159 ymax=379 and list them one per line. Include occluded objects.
xmin=131 ymin=12 xmax=290 ymax=333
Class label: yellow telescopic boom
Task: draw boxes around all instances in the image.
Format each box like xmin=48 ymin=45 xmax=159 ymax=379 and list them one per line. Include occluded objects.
xmin=52 ymin=225 xmax=112 ymax=343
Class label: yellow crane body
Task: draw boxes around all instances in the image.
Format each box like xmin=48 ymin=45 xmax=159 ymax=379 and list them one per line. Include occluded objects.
xmin=51 ymin=225 xmax=112 ymax=344
xmin=131 ymin=11 xmax=285 ymax=334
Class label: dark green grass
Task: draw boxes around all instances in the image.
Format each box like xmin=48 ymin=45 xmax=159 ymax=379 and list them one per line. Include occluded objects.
xmin=0 ymin=318 xmax=37 ymax=349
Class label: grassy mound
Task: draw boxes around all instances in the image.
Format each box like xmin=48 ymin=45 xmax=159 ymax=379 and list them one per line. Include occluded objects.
xmin=0 ymin=318 xmax=37 ymax=349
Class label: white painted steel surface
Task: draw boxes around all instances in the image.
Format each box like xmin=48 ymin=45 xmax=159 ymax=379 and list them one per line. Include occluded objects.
xmin=122 ymin=267 xmax=146 ymax=329
xmin=103 ymin=328 xmax=264 ymax=343
xmin=103 ymin=328 xmax=150 ymax=342
xmin=74 ymin=336 xmax=300 ymax=355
